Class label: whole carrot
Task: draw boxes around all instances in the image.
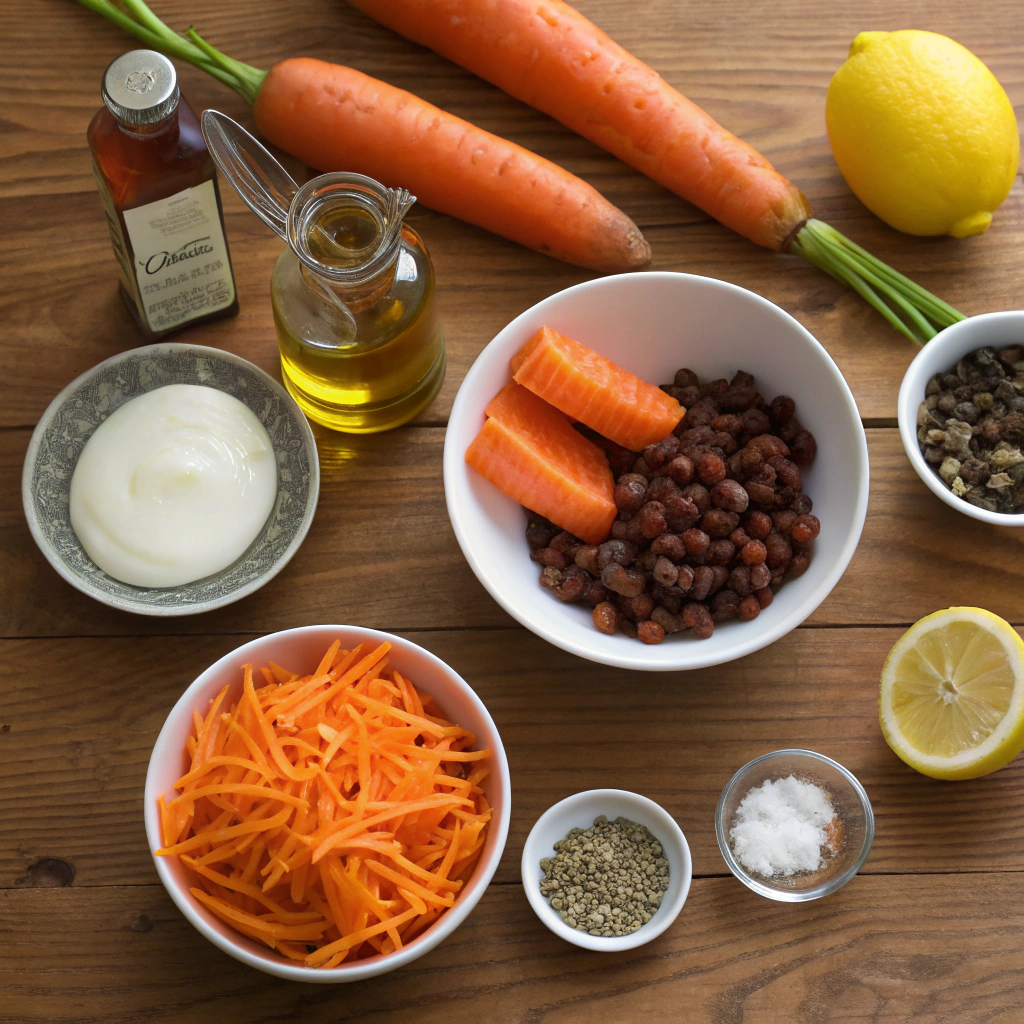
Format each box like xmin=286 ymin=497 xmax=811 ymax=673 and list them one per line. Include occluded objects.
xmin=349 ymin=0 xmax=966 ymax=343
xmin=74 ymin=0 xmax=650 ymax=273
xmin=350 ymin=0 xmax=810 ymax=253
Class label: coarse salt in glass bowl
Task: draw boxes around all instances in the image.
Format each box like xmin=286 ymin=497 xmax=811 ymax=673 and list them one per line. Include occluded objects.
xmin=715 ymin=749 xmax=874 ymax=902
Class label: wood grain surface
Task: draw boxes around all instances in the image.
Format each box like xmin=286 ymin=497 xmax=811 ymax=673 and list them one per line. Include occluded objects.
xmin=2 ymin=0 xmax=1024 ymax=1021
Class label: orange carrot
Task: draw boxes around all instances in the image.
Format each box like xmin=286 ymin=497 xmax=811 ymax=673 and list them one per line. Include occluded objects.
xmin=348 ymin=0 xmax=811 ymax=251
xmin=510 ymin=325 xmax=684 ymax=450
xmin=75 ymin=1 xmax=649 ymax=273
xmin=348 ymin=0 xmax=968 ymax=343
xmin=466 ymin=382 xmax=616 ymax=544
xmin=154 ymin=640 xmax=492 ymax=967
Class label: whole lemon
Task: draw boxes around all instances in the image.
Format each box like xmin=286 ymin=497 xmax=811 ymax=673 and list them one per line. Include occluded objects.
xmin=826 ymin=31 xmax=1019 ymax=237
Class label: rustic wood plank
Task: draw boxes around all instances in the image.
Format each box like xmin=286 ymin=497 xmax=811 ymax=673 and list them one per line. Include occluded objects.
xmin=2 ymin=630 xmax=1023 ymax=891
xmin=7 ymin=427 xmax=1024 ymax=637
xmin=2 ymin=0 xmax=1021 ymax=427
xmin=2 ymin=875 xmax=1023 ymax=1022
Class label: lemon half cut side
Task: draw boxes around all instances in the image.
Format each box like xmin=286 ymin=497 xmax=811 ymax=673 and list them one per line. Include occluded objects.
xmin=880 ymin=607 xmax=1024 ymax=780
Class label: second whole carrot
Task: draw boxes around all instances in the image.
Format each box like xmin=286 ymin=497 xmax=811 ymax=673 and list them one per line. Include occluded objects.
xmin=253 ymin=58 xmax=650 ymax=271
xmin=74 ymin=0 xmax=650 ymax=273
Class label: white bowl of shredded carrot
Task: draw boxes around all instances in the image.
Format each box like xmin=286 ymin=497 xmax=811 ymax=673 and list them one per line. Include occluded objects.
xmin=144 ymin=625 xmax=510 ymax=981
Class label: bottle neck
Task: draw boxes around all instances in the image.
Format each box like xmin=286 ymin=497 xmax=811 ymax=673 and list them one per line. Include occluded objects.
xmin=114 ymin=108 xmax=179 ymax=141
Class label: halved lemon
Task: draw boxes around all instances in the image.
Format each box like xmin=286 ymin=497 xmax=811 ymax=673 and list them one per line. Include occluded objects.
xmin=879 ymin=607 xmax=1024 ymax=780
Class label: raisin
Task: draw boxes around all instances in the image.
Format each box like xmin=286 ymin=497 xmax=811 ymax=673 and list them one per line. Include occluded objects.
xmin=747 ymin=434 xmax=790 ymax=460
xmin=739 ymin=446 xmax=764 ymax=476
xmin=525 ymin=518 xmax=556 ymax=550
xmin=774 ymin=485 xmax=797 ymax=509
xmin=674 ymin=368 xmax=700 ymax=389
xmin=744 ymin=510 xmax=772 ymax=540
xmin=574 ymin=545 xmax=600 ymax=575
xmin=729 ymin=527 xmax=752 ymax=548
xmin=791 ymin=514 xmax=821 ymax=544
xmin=610 ymin=521 xmax=629 ymax=541
xmin=772 ymin=509 xmax=798 ymax=536
xmin=789 ymin=431 xmax=817 ymax=465
xmin=667 ymin=454 xmax=695 ymax=486
xmin=706 ymin=539 xmax=737 ymax=565
xmin=755 ymin=586 xmax=774 ymax=609
xmin=533 ymin=547 xmax=570 ymax=569
xmin=709 ymin=564 xmax=730 ymax=594
xmin=619 ymin=592 xmax=655 ymax=621
xmin=680 ymin=483 xmax=711 ymax=515
xmin=711 ymin=413 xmax=744 ymax=436
xmin=790 ymin=493 xmax=813 ymax=516
xmin=651 ymin=606 xmax=684 ymax=634
xmin=614 ymin=474 xmax=648 ymax=516
xmin=675 ymin=385 xmax=701 ymax=410
xmin=539 ymin=566 xmax=562 ymax=591
xmin=701 ymin=509 xmax=740 ymax=538
xmin=644 ymin=436 xmax=681 ymax=470
xmin=620 ymin=619 xmax=640 ymax=639
xmin=631 ymin=457 xmax=654 ymax=480
xmin=710 ymin=479 xmax=749 ymax=513
xmin=650 ymin=532 xmax=686 ymax=561
xmin=675 ymin=565 xmax=695 ymax=593
xmin=729 ymin=565 xmax=753 ymax=597
xmin=778 ymin=417 xmax=803 ymax=444
xmin=653 ymin=556 xmax=679 ymax=586
xmin=583 ymin=579 xmax=609 ymax=607
xmin=718 ymin=386 xmax=758 ymax=412
xmin=769 ymin=457 xmax=802 ymax=491
xmin=749 ymin=563 xmax=771 ymax=590
xmin=711 ymin=589 xmax=740 ymax=622
xmin=701 ymin=378 xmax=730 ymax=399
xmin=714 ymin=431 xmax=739 ymax=455
xmin=637 ymin=620 xmax=666 ymax=645
xmin=746 ymin=481 xmax=775 ymax=507
xmin=770 ymin=395 xmax=796 ymax=424
xmin=684 ymin=404 xmax=715 ymax=429
xmin=764 ymin=531 xmax=793 ymax=570
xmin=596 ymin=540 xmax=635 ymax=570
xmin=688 ymin=565 xmax=714 ymax=601
xmin=549 ymin=531 xmax=582 ymax=556
xmin=786 ymin=553 xmax=811 ymax=579
xmin=695 ymin=450 xmax=727 ymax=485
xmin=601 ymin=563 xmax=647 ymax=597
xmin=683 ymin=602 xmax=715 ymax=639
xmin=742 ymin=409 xmax=771 ymax=437
xmin=645 ymin=476 xmax=680 ymax=506
xmin=592 ymin=602 xmax=621 ymax=635
xmin=634 ymin=501 xmax=668 ymax=539
xmin=555 ymin=567 xmax=588 ymax=602
xmin=741 ymin=540 xmax=767 ymax=565
xmin=737 ymin=595 xmax=761 ymax=621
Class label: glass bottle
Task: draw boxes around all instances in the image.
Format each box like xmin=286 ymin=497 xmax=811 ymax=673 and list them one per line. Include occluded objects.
xmin=269 ymin=174 xmax=445 ymax=433
xmin=88 ymin=50 xmax=238 ymax=339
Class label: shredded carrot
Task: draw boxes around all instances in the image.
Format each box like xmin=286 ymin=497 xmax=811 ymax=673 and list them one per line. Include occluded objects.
xmin=156 ymin=640 xmax=491 ymax=967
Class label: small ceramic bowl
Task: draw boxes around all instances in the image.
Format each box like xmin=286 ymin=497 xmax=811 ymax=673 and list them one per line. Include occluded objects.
xmin=715 ymin=749 xmax=874 ymax=902
xmin=22 ymin=343 xmax=319 ymax=615
xmin=898 ymin=311 xmax=1024 ymax=526
xmin=521 ymin=789 xmax=691 ymax=951
xmin=444 ymin=271 xmax=869 ymax=671
xmin=145 ymin=624 xmax=511 ymax=982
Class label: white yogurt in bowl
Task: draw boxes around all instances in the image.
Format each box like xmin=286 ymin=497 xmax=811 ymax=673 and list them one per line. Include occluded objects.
xmin=69 ymin=384 xmax=277 ymax=588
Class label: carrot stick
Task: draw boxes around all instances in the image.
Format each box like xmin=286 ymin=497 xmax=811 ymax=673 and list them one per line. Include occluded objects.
xmin=74 ymin=0 xmax=650 ymax=273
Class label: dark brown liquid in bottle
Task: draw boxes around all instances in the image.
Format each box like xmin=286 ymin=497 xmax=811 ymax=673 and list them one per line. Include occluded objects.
xmin=88 ymin=97 xmax=238 ymax=339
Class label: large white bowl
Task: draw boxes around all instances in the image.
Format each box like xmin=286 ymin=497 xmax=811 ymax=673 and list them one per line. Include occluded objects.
xmin=144 ymin=625 xmax=511 ymax=982
xmin=444 ymin=272 xmax=869 ymax=671
xmin=898 ymin=311 xmax=1024 ymax=526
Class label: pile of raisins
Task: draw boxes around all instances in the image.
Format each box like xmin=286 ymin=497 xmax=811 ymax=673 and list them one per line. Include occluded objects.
xmin=526 ymin=370 xmax=819 ymax=644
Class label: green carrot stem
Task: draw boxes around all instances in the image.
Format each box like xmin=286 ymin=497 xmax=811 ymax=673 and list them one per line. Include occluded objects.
xmin=792 ymin=218 xmax=966 ymax=345
xmin=73 ymin=0 xmax=266 ymax=105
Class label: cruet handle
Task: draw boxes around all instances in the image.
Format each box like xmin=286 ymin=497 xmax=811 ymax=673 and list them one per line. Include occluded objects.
xmin=201 ymin=109 xmax=297 ymax=241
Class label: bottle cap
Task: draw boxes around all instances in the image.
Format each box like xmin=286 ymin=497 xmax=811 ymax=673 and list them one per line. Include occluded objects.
xmin=101 ymin=50 xmax=179 ymax=126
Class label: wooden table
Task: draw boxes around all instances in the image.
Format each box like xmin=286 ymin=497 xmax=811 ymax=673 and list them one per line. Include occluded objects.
xmin=3 ymin=1 xmax=1023 ymax=1020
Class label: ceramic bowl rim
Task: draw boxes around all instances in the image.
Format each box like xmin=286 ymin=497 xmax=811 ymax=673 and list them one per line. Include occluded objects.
xmin=714 ymin=748 xmax=875 ymax=902
xmin=520 ymin=787 xmax=692 ymax=951
xmin=144 ymin=624 xmax=512 ymax=982
xmin=22 ymin=342 xmax=320 ymax=616
xmin=443 ymin=271 xmax=870 ymax=671
xmin=897 ymin=311 xmax=1024 ymax=527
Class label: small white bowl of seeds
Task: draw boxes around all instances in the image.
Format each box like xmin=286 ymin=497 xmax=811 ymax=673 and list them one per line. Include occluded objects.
xmin=521 ymin=789 xmax=691 ymax=951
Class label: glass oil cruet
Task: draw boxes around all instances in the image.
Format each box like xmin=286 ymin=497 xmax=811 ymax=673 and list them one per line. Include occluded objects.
xmin=202 ymin=111 xmax=445 ymax=433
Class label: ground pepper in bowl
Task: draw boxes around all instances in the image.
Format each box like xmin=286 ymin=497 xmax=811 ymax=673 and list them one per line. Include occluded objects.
xmin=538 ymin=816 xmax=669 ymax=937
xmin=917 ymin=344 xmax=1024 ymax=513
xmin=526 ymin=369 xmax=819 ymax=643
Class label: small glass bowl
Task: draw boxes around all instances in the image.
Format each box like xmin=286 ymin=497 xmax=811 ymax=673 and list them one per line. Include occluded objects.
xmin=715 ymin=749 xmax=874 ymax=902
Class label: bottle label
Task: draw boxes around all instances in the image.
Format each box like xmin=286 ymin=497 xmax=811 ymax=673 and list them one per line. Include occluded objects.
xmin=122 ymin=179 xmax=236 ymax=332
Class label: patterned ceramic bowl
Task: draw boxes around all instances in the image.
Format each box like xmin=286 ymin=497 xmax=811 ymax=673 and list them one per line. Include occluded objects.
xmin=22 ymin=343 xmax=319 ymax=616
